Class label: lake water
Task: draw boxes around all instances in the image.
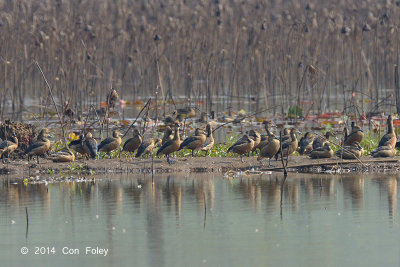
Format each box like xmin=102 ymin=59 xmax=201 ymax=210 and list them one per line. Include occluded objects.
xmin=1 ymin=173 xmax=399 ymax=266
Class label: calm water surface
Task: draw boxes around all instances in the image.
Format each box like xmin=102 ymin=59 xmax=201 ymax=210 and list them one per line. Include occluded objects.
xmin=1 ymin=173 xmax=399 ymax=266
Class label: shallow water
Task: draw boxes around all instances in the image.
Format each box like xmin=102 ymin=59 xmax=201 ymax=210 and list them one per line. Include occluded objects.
xmin=1 ymin=173 xmax=399 ymax=266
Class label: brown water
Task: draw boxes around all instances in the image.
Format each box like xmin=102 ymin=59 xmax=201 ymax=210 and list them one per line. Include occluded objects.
xmin=1 ymin=173 xmax=399 ymax=266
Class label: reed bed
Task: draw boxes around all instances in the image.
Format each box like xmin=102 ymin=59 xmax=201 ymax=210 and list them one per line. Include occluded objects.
xmin=0 ymin=0 xmax=399 ymax=121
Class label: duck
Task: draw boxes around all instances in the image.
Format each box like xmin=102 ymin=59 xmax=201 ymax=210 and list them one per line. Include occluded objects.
xmin=256 ymin=121 xmax=276 ymax=150
xmin=164 ymin=110 xmax=178 ymax=126
xmin=280 ymin=128 xmax=291 ymax=143
xmin=371 ymin=145 xmax=396 ymax=158
xmin=257 ymin=135 xmax=280 ymax=167
xmin=122 ymin=128 xmax=143 ymax=156
xmin=313 ymin=131 xmax=336 ymax=150
xmin=83 ymin=132 xmax=98 ymax=159
xmin=308 ymin=143 xmax=334 ymax=159
xmin=378 ymin=115 xmax=396 ymax=148
xmin=49 ymin=149 xmax=75 ymax=162
xmin=68 ymin=134 xmax=86 ymax=155
xmin=136 ymin=138 xmax=161 ymax=158
xmin=177 ymin=107 xmax=196 ymax=118
xmin=336 ymin=141 xmax=363 ymax=159
xmin=248 ymin=129 xmax=261 ymax=153
xmin=98 ymin=130 xmax=122 ymax=157
xmin=199 ymin=123 xmax=214 ymax=156
xmin=157 ymin=123 xmax=181 ymax=164
xmin=162 ymin=126 xmax=173 ymax=145
xmin=227 ymin=134 xmax=254 ymax=163
xmin=275 ymin=128 xmax=298 ymax=159
xmin=25 ymin=128 xmax=51 ymax=164
xmin=178 ymin=128 xmax=206 ymax=157
xmin=298 ymin=132 xmax=315 ymax=155
xmin=344 ymin=122 xmax=364 ymax=146
xmin=0 ymin=131 xmax=18 ymax=163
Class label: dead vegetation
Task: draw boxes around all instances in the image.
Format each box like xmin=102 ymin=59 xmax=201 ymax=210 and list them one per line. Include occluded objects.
xmin=0 ymin=0 xmax=399 ymax=121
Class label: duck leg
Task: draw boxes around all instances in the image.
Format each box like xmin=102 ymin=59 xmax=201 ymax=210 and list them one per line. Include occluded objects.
xmin=37 ymin=155 xmax=40 ymax=164
xmin=167 ymin=154 xmax=175 ymax=164
xmin=268 ymin=158 xmax=275 ymax=168
xmin=191 ymin=149 xmax=194 ymax=157
xmin=240 ymin=155 xmax=244 ymax=163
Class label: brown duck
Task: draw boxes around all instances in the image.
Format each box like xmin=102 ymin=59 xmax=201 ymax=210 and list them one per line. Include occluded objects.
xmin=25 ymin=128 xmax=51 ymax=164
xmin=336 ymin=141 xmax=363 ymax=159
xmin=257 ymin=135 xmax=280 ymax=167
xmin=136 ymin=138 xmax=161 ymax=158
xmin=280 ymin=128 xmax=291 ymax=143
xmin=68 ymin=134 xmax=85 ymax=155
xmin=298 ymin=132 xmax=315 ymax=155
xmin=157 ymin=124 xmax=181 ymax=164
xmin=275 ymin=128 xmax=298 ymax=159
xmin=227 ymin=134 xmax=254 ymax=163
xmin=344 ymin=122 xmax=363 ymax=146
xmin=199 ymin=123 xmax=214 ymax=156
xmin=308 ymin=143 xmax=334 ymax=159
xmin=313 ymin=131 xmax=335 ymax=150
xmin=378 ymin=115 xmax=396 ymax=148
xmin=122 ymin=128 xmax=143 ymax=155
xmin=248 ymin=129 xmax=261 ymax=153
xmin=256 ymin=121 xmax=276 ymax=150
xmin=49 ymin=149 xmax=75 ymax=162
xmin=371 ymin=145 xmax=396 ymax=158
xmin=98 ymin=130 xmax=122 ymax=157
xmin=162 ymin=126 xmax=174 ymax=145
xmin=164 ymin=110 xmax=177 ymax=125
xmin=0 ymin=131 xmax=18 ymax=163
xmin=178 ymin=128 xmax=206 ymax=157
xmin=83 ymin=132 xmax=98 ymax=159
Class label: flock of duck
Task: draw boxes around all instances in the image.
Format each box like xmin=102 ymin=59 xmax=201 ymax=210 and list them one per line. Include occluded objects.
xmin=0 ymin=114 xmax=396 ymax=166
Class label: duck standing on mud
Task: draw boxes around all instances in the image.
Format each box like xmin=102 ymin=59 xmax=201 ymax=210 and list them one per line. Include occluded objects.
xmin=178 ymin=128 xmax=206 ymax=157
xmin=25 ymin=128 xmax=51 ymax=164
xmin=275 ymin=128 xmax=298 ymax=160
xmin=308 ymin=143 xmax=334 ymax=159
xmin=83 ymin=132 xmax=98 ymax=159
xmin=122 ymin=128 xmax=143 ymax=156
xmin=256 ymin=121 xmax=275 ymax=151
xmin=248 ymin=129 xmax=261 ymax=154
xmin=157 ymin=123 xmax=181 ymax=164
xmin=199 ymin=123 xmax=214 ymax=156
xmin=344 ymin=122 xmax=364 ymax=146
xmin=227 ymin=134 xmax=254 ymax=163
xmin=162 ymin=126 xmax=173 ymax=145
xmin=0 ymin=131 xmax=18 ymax=163
xmin=98 ymin=130 xmax=122 ymax=158
xmin=257 ymin=135 xmax=280 ymax=167
xmin=136 ymin=138 xmax=161 ymax=158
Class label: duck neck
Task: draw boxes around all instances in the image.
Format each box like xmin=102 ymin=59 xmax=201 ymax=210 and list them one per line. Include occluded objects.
xmin=388 ymin=118 xmax=394 ymax=133
xmin=291 ymin=132 xmax=297 ymax=141
xmin=174 ymin=128 xmax=180 ymax=141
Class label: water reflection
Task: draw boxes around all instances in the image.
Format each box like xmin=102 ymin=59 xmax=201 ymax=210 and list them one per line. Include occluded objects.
xmin=1 ymin=173 xmax=399 ymax=266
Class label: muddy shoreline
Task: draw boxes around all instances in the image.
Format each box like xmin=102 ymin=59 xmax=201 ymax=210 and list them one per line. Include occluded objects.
xmin=0 ymin=156 xmax=399 ymax=176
